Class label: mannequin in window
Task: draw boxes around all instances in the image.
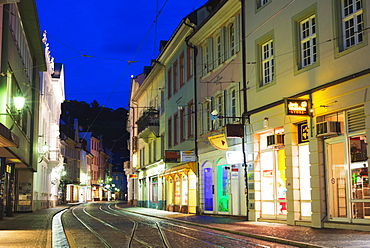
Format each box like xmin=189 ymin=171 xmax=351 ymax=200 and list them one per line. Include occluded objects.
xmin=277 ymin=182 xmax=287 ymax=214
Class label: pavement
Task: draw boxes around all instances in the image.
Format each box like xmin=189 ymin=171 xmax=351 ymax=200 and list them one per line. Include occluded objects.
xmin=0 ymin=202 xmax=369 ymax=248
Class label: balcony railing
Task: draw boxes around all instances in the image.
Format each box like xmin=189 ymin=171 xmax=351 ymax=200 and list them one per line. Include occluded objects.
xmin=136 ymin=109 xmax=159 ymax=142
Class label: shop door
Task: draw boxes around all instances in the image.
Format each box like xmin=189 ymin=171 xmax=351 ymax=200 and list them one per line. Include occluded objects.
xmin=203 ymin=167 xmax=214 ymax=213
xmin=260 ymin=149 xmax=287 ymax=219
xmin=326 ymin=138 xmax=349 ymax=220
xmin=217 ymin=164 xmax=229 ymax=213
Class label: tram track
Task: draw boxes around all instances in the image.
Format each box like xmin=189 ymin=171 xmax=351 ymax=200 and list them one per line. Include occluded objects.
xmin=61 ymin=202 xmax=293 ymax=248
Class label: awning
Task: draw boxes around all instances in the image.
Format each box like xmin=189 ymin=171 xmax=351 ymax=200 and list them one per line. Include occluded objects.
xmin=0 ymin=123 xmax=19 ymax=147
xmin=161 ymin=162 xmax=196 ymax=177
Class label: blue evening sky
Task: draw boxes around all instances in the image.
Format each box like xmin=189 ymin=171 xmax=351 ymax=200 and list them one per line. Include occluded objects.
xmin=35 ymin=0 xmax=204 ymax=109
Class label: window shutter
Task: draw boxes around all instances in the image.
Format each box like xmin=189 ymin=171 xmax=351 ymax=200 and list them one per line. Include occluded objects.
xmin=220 ymin=27 xmax=226 ymax=62
xmin=207 ymin=38 xmax=214 ymax=71
xmin=235 ymin=14 xmax=241 ymax=53
xmin=347 ymin=107 xmax=365 ymax=133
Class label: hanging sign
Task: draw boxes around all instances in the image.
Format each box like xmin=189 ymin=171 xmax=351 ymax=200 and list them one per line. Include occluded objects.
xmin=208 ymin=133 xmax=228 ymax=150
xmin=285 ymin=98 xmax=310 ymax=116
xmin=181 ymin=151 xmax=196 ymax=162
xmin=165 ymin=150 xmax=180 ymax=163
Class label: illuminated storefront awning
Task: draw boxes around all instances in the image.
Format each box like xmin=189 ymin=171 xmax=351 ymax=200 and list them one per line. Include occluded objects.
xmin=161 ymin=162 xmax=196 ymax=177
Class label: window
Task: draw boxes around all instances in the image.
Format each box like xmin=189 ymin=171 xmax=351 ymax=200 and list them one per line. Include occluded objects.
xmin=203 ymin=44 xmax=209 ymax=75
xmin=341 ymin=0 xmax=364 ymax=49
xmin=229 ymin=24 xmax=235 ymax=57
xmin=173 ymin=60 xmax=178 ymax=93
xmin=180 ymin=108 xmax=185 ymax=142
xmin=168 ymin=117 xmax=172 ymax=148
xmin=180 ymin=52 xmax=185 ymax=87
xmin=167 ymin=68 xmax=172 ymax=99
xmin=215 ymin=35 xmax=222 ymax=66
xmin=187 ymin=47 xmax=193 ymax=80
xmin=174 ymin=112 xmax=178 ymax=145
xmin=257 ymin=0 xmax=271 ymax=9
xmin=261 ymin=39 xmax=274 ymax=86
xmin=187 ymin=100 xmax=194 ymax=138
xmin=203 ymin=101 xmax=211 ymax=133
xmin=300 ymin=15 xmax=316 ymax=67
xmin=229 ymin=88 xmax=237 ymax=123
xmin=293 ymin=5 xmax=319 ymax=73
xmin=214 ymin=95 xmax=223 ymax=129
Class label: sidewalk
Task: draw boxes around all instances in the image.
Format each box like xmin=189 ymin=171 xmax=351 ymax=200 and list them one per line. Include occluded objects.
xmin=0 ymin=205 xmax=70 ymax=248
xmin=118 ymin=204 xmax=370 ymax=248
xmin=0 ymin=203 xmax=369 ymax=248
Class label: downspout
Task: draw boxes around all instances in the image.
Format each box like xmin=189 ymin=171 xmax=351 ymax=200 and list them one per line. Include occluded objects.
xmin=240 ymin=0 xmax=249 ymax=220
xmin=185 ymin=21 xmax=200 ymax=215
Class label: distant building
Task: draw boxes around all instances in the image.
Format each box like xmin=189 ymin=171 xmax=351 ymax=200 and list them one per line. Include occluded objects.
xmin=33 ymin=31 xmax=65 ymax=210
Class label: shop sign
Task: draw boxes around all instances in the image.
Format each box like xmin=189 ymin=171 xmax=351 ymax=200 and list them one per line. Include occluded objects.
xmin=298 ymin=122 xmax=309 ymax=143
xmin=165 ymin=150 xmax=180 ymax=163
xmin=285 ymin=98 xmax=310 ymax=116
xmin=208 ymin=133 xmax=228 ymax=150
xmin=226 ymin=124 xmax=244 ymax=138
xmin=231 ymin=172 xmax=239 ymax=179
xmin=181 ymin=151 xmax=196 ymax=162
xmin=129 ymin=174 xmax=137 ymax=179
xmin=226 ymin=151 xmax=244 ymax=164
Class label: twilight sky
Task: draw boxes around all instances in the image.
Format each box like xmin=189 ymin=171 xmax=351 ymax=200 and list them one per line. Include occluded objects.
xmin=35 ymin=0 xmax=204 ymax=109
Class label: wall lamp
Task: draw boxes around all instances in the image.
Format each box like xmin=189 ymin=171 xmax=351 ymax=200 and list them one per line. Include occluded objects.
xmin=0 ymin=96 xmax=25 ymax=115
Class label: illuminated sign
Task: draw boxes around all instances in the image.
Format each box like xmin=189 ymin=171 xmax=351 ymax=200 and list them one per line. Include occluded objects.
xmin=181 ymin=151 xmax=196 ymax=162
xmin=129 ymin=174 xmax=137 ymax=178
xmin=285 ymin=98 xmax=310 ymax=116
xmin=298 ymin=122 xmax=309 ymax=143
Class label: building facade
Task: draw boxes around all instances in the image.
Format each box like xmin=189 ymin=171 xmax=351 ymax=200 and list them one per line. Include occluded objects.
xmin=188 ymin=0 xmax=244 ymax=216
xmin=244 ymin=0 xmax=370 ymax=230
xmin=0 ymin=1 xmax=46 ymax=217
xmin=34 ymin=31 xmax=65 ymax=210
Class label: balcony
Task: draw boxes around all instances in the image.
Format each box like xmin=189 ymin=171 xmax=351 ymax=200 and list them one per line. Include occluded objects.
xmin=136 ymin=109 xmax=159 ymax=142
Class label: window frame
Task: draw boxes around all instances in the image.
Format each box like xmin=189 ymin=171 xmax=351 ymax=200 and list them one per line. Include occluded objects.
xmin=167 ymin=67 xmax=172 ymax=99
xmin=174 ymin=112 xmax=178 ymax=146
xmin=292 ymin=4 xmax=319 ymax=74
xmin=261 ymin=39 xmax=274 ymax=86
xmin=180 ymin=52 xmax=185 ymax=88
xmin=333 ymin=0 xmax=367 ymax=57
xmin=256 ymin=31 xmax=276 ymax=90
xmin=256 ymin=0 xmax=271 ymax=11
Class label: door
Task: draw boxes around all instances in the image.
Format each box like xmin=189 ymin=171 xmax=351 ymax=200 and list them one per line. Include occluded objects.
xmin=203 ymin=167 xmax=213 ymax=212
xmin=217 ymin=164 xmax=229 ymax=213
xmin=326 ymin=138 xmax=349 ymax=220
xmin=260 ymin=149 xmax=287 ymax=218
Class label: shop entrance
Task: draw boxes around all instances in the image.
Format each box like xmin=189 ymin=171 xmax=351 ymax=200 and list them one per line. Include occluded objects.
xmin=326 ymin=135 xmax=370 ymax=221
xmin=260 ymin=149 xmax=287 ymax=219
